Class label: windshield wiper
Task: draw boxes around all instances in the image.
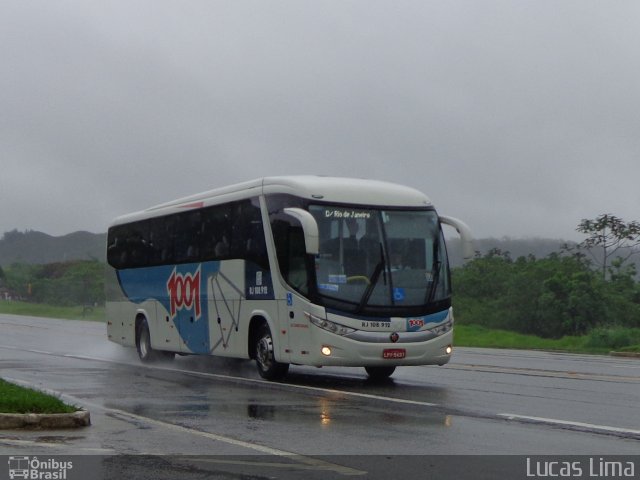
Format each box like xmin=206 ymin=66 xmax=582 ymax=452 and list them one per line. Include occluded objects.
xmin=425 ymin=236 xmax=443 ymax=303
xmin=426 ymin=260 xmax=441 ymax=303
xmin=355 ymin=243 xmax=386 ymax=313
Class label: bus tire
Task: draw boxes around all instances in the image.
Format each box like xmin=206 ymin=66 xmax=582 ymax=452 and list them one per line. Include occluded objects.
xmin=254 ymin=324 xmax=289 ymax=380
xmin=136 ymin=318 xmax=158 ymax=363
xmin=364 ymin=366 xmax=396 ymax=380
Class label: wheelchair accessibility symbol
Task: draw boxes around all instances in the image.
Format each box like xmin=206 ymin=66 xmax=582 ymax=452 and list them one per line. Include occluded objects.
xmin=393 ymin=288 xmax=405 ymax=302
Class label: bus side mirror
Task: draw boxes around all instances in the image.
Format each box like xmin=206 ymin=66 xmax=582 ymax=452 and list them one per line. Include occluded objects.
xmin=439 ymin=215 xmax=474 ymax=262
xmin=284 ymin=208 xmax=319 ymax=255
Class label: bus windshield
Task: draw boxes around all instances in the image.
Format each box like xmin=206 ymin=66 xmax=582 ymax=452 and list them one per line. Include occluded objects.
xmin=308 ymin=205 xmax=450 ymax=314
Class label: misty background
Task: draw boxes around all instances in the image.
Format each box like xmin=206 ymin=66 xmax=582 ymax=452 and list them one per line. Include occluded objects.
xmin=1 ymin=1 xmax=639 ymax=241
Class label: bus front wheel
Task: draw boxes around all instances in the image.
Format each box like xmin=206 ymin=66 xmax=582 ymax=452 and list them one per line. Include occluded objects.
xmin=254 ymin=324 xmax=289 ymax=380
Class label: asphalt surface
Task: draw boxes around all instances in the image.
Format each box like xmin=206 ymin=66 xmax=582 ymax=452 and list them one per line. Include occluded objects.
xmin=0 ymin=314 xmax=638 ymax=479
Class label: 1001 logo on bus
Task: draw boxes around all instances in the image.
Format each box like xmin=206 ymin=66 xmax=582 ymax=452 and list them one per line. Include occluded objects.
xmin=167 ymin=266 xmax=201 ymax=320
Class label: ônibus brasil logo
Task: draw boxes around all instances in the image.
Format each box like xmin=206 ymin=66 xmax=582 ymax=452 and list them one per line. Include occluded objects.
xmin=8 ymin=456 xmax=73 ymax=480
xmin=166 ymin=266 xmax=201 ymax=320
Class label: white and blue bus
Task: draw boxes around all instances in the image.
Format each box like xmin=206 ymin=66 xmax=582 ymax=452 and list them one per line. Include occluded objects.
xmin=106 ymin=176 xmax=473 ymax=380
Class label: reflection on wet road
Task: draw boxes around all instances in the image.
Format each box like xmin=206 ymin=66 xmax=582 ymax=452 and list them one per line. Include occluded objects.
xmin=1 ymin=315 xmax=639 ymax=471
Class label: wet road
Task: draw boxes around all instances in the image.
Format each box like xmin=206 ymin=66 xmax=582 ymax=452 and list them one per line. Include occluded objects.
xmin=1 ymin=314 xmax=639 ymax=478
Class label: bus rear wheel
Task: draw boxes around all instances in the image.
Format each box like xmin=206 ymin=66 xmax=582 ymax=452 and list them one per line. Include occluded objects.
xmin=364 ymin=366 xmax=396 ymax=380
xmin=136 ymin=318 xmax=154 ymax=362
xmin=136 ymin=318 xmax=174 ymax=363
xmin=254 ymin=324 xmax=289 ymax=380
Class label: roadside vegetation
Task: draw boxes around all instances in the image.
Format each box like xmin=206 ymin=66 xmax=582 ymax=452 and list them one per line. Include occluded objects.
xmin=0 ymin=300 xmax=104 ymax=321
xmin=0 ymin=214 xmax=639 ymax=354
xmin=0 ymin=378 xmax=77 ymax=414
xmin=453 ymin=251 xmax=640 ymax=338
xmin=0 ymin=260 xmax=103 ymax=306
xmin=452 ymin=214 xmax=640 ymax=354
xmin=0 ymin=259 xmax=104 ymax=320
xmin=454 ymin=325 xmax=640 ymax=354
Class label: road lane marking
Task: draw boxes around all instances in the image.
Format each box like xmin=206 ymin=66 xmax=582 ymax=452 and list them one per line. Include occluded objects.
xmin=185 ymin=457 xmax=362 ymax=473
xmin=0 ymin=438 xmax=114 ymax=454
xmin=69 ymin=353 xmax=440 ymax=407
xmin=612 ymin=364 xmax=640 ymax=369
xmin=102 ymin=408 xmax=365 ymax=476
xmin=0 ymin=439 xmax=60 ymax=449
xmin=3 ymin=344 xmax=639 ymax=442
xmin=498 ymin=413 xmax=640 ymax=438
xmin=447 ymin=363 xmax=640 ymax=383
xmin=1 ymin=374 xmax=365 ymax=476
xmin=0 ymin=343 xmax=440 ymax=408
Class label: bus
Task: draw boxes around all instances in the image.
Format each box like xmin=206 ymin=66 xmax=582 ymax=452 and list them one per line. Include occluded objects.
xmin=8 ymin=457 xmax=30 ymax=480
xmin=106 ymin=176 xmax=473 ymax=380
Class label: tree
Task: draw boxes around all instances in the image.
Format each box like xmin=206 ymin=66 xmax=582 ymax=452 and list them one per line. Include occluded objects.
xmin=576 ymin=214 xmax=640 ymax=280
xmin=452 ymin=250 xmax=627 ymax=337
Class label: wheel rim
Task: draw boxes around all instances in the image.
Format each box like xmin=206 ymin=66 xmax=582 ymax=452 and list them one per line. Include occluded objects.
xmin=256 ymin=334 xmax=273 ymax=372
xmin=139 ymin=327 xmax=149 ymax=358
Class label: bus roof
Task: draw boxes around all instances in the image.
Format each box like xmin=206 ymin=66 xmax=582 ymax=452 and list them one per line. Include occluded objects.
xmin=110 ymin=176 xmax=433 ymax=227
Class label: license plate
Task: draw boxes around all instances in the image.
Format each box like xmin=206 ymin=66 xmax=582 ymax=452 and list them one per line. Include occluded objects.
xmin=382 ymin=348 xmax=406 ymax=359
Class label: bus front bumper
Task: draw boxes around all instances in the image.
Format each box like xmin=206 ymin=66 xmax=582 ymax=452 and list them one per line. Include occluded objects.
xmin=296 ymin=327 xmax=453 ymax=367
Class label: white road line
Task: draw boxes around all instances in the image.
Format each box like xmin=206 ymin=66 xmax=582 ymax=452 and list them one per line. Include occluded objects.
xmin=2 ymin=374 xmax=365 ymax=476
xmin=102 ymin=407 xmax=365 ymax=476
xmin=187 ymin=457 xmax=360 ymax=472
xmin=498 ymin=413 xmax=640 ymax=437
xmin=0 ymin=439 xmax=114 ymax=454
xmin=0 ymin=439 xmax=60 ymax=449
xmin=447 ymin=363 xmax=640 ymax=382
xmin=0 ymin=344 xmax=440 ymax=408
xmin=103 ymin=354 xmax=441 ymax=408
xmin=4 ymin=344 xmax=639 ymax=442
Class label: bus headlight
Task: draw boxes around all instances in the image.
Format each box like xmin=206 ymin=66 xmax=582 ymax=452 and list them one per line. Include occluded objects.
xmin=305 ymin=312 xmax=356 ymax=336
xmin=427 ymin=318 xmax=453 ymax=337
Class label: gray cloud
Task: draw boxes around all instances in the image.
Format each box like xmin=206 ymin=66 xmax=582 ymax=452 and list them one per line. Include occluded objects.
xmin=1 ymin=1 xmax=639 ymax=240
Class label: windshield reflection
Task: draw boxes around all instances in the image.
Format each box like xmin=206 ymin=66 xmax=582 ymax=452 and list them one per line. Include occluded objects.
xmin=309 ymin=205 xmax=450 ymax=313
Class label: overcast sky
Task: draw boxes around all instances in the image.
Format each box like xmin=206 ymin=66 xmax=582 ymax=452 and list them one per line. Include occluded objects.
xmin=1 ymin=1 xmax=639 ymax=241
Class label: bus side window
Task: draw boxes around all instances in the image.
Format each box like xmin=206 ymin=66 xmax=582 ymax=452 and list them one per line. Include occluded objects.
xmin=107 ymin=228 xmax=124 ymax=268
xmin=109 ymin=196 xmax=270 ymax=269
xmin=271 ymin=216 xmax=308 ymax=295
xmin=241 ymin=199 xmax=269 ymax=270
xmin=287 ymin=226 xmax=308 ymax=294
xmin=108 ymin=223 xmax=152 ymax=269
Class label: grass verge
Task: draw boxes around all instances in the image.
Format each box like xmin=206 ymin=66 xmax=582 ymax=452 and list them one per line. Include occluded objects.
xmin=0 ymin=302 xmax=637 ymax=355
xmin=0 ymin=301 xmax=104 ymax=322
xmin=0 ymin=378 xmax=77 ymax=414
xmin=455 ymin=324 xmax=640 ymax=354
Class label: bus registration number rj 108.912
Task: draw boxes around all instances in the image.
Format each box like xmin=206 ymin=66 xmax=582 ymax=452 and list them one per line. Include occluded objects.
xmin=361 ymin=321 xmax=391 ymax=329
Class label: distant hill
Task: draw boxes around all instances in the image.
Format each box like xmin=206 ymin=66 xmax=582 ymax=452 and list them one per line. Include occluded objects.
xmin=2 ymin=229 xmax=635 ymax=275
xmin=0 ymin=230 xmax=106 ymax=266
xmin=447 ymin=236 xmax=640 ymax=276
xmin=2 ymin=228 xmax=572 ymax=268
xmin=447 ymin=237 xmax=575 ymax=267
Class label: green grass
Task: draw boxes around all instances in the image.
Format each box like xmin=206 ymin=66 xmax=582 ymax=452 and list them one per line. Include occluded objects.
xmin=1 ymin=301 xmax=637 ymax=355
xmin=454 ymin=324 xmax=640 ymax=354
xmin=0 ymin=301 xmax=104 ymax=322
xmin=0 ymin=378 xmax=77 ymax=414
